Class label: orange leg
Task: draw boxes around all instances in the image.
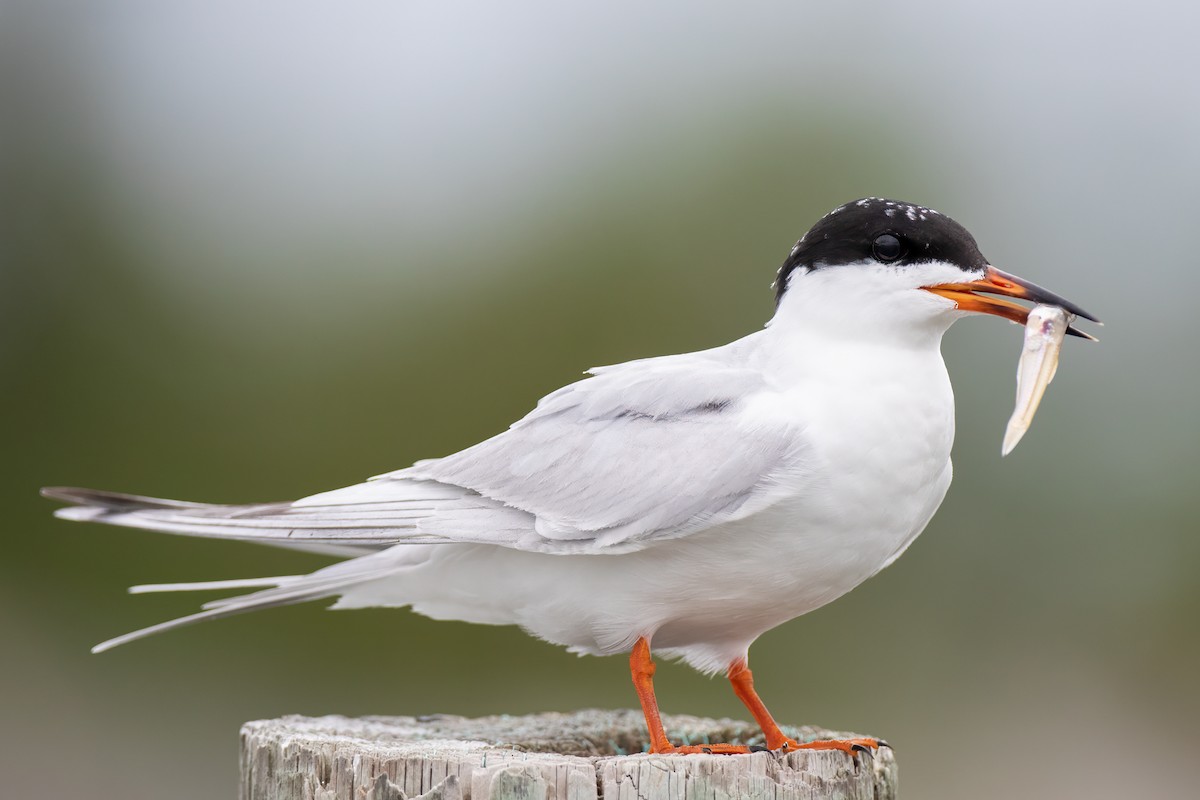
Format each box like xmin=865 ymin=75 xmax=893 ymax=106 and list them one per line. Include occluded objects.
xmin=630 ymin=637 xmax=753 ymax=754
xmin=727 ymin=658 xmax=886 ymax=756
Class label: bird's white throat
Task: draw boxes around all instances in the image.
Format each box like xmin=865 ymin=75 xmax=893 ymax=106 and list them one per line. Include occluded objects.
xmin=769 ymin=260 xmax=970 ymax=350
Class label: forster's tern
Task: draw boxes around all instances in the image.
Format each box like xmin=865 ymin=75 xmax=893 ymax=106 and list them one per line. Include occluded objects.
xmin=44 ymin=197 xmax=1099 ymax=755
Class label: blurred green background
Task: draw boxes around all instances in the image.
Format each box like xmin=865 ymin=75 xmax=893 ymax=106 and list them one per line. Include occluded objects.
xmin=3 ymin=2 xmax=1197 ymax=798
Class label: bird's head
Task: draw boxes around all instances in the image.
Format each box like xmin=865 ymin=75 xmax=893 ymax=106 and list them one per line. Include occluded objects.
xmin=771 ymin=197 xmax=1098 ymax=344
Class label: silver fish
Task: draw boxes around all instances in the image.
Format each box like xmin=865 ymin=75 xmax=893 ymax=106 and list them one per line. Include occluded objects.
xmin=1002 ymin=305 xmax=1070 ymax=456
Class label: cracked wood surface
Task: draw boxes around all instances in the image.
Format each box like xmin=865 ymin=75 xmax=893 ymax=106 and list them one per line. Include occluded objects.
xmin=240 ymin=710 xmax=897 ymax=800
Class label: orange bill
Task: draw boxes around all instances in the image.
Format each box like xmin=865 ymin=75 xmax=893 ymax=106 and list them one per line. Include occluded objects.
xmin=924 ymin=266 xmax=1100 ymax=339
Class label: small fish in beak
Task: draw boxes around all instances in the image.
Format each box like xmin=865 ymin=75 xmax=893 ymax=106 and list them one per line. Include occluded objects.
xmin=924 ymin=266 xmax=1100 ymax=454
xmin=1003 ymin=305 xmax=1070 ymax=456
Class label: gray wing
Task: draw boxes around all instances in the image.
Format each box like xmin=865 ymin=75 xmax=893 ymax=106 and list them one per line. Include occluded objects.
xmin=379 ymin=351 xmax=805 ymax=551
xmin=48 ymin=347 xmax=807 ymax=556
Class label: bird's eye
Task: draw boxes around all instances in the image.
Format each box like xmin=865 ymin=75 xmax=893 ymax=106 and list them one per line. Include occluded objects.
xmin=872 ymin=233 xmax=905 ymax=263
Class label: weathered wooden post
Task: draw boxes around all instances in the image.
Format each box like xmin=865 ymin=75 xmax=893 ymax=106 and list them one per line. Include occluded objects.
xmin=240 ymin=710 xmax=897 ymax=800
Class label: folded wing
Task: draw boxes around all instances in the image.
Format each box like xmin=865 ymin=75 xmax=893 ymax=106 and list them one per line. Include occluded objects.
xmin=48 ymin=347 xmax=804 ymax=556
xmin=387 ymin=352 xmax=802 ymax=551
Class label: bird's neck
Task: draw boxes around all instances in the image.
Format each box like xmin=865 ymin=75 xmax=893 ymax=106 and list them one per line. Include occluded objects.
xmin=750 ymin=295 xmax=957 ymax=479
xmin=755 ymin=289 xmax=953 ymax=390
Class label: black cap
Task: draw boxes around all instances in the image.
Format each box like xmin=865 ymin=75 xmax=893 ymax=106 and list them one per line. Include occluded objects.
xmin=775 ymin=198 xmax=988 ymax=304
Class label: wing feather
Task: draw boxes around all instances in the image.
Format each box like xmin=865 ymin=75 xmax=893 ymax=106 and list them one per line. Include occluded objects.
xmin=48 ymin=339 xmax=806 ymax=555
xmin=385 ymin=349 xmax=804 ymax=550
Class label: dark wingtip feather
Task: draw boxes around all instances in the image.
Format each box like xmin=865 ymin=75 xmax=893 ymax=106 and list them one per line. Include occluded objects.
xmin=40 ymin=486 xmax=198 ymax=510
xmin=41 ymin=486 xmax=95 ymax=504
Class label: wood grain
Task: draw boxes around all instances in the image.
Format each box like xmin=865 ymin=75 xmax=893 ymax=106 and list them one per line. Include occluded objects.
xmin=240 ymin=710 xmax=897 ymax=799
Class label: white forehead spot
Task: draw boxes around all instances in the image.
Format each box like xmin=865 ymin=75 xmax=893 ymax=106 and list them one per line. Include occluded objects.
xmin=887 ymin=202 xmax=944 ymax=223
xmin=824 ymin=198 xmax=944 ymax=225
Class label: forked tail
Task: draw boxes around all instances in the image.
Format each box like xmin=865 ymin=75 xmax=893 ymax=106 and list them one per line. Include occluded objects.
xmin=42 ymin=486 xmax=427 ymax=652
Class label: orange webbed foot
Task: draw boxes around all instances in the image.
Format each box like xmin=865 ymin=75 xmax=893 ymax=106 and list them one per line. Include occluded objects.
xmin=649 ymin=742 xmax=762 ymax=755
xmin=777 ymin=737 xmax=888 ymax=757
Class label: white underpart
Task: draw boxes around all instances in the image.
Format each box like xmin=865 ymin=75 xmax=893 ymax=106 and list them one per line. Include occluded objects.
xmin=73 ymin=260 xmax=975 ymax=673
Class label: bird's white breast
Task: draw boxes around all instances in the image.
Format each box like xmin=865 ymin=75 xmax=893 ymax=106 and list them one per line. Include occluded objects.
xmin=626 ymin=336 xmax=957 ymax=666
xmin=753 ymin=338 xmax=956 ymax=593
